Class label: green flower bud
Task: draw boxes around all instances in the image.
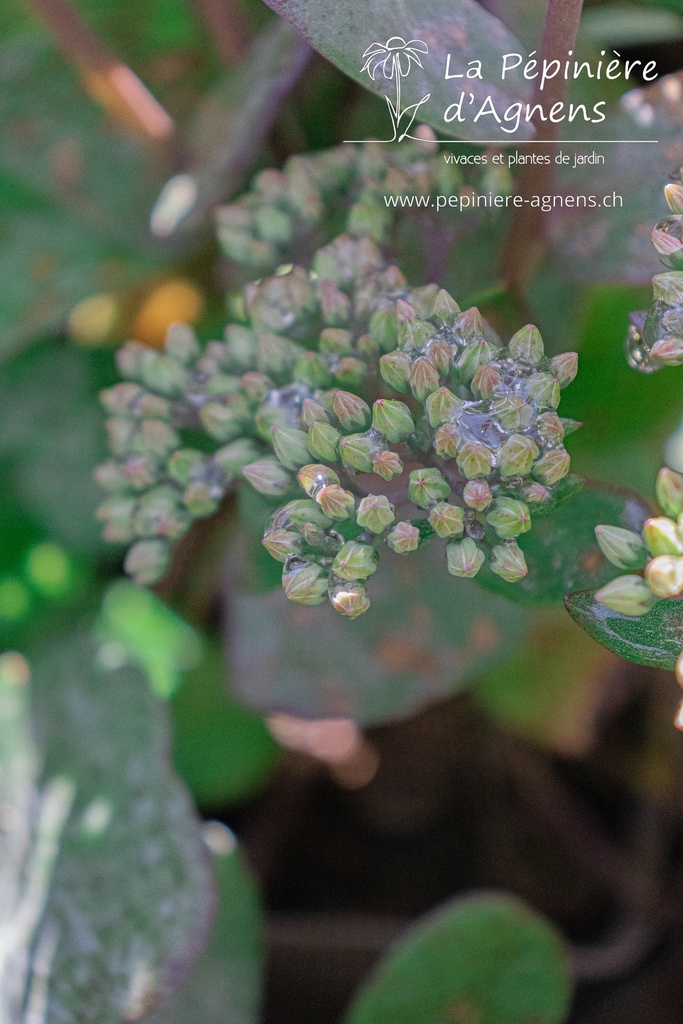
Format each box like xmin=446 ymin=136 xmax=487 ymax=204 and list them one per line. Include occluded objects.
xmin=387 ymin=521 xmax=420 ymax=554
xmin=380 ymin=349 xmax=412 ymax=391
xmin=139 ymin=353 xmax=189 ymax=397
xmin=369 ymin=308 xmax=399 ymax=353
xmin=333 ymin=357 xmax=366 ymax=388
xmin=524 ymin=373 xmax=561 ymax=409
xmin=332 ymin=541 xmax=378 ymax=581
xmin=122 ymin=455 xmax=158 ymax=490
xmin=293 ymin=352 xmax=332 ymax=388
xmin=256 ymin=332 xmax=302 ymax=375
xmin=447 ymin=537 xmax=485 ymax=578
xmin=106 ymin=417 xmax=135 ymax=456
xmin=425 ymin=338 xmax=452 ymax=376
xmin=297 ymin=463 xmax=340 ymax=498
xmin=332 ymin=391 xmax=370 ymax=430
xmin=456 ymin=339 xmax=496 ymax=385
xmin=138 ymin=392 xmax=172 ymax=420
xmin=491 ymin=396 xmax=533 ymax=432
xmin=134 ymin=486 xmax=191 ymax=539
xmin=652 ymin=271 xmax=683 ymax=306
xmin=398 ymin=318 xmax=435 ymax=353
xmin=318 ymin=485 xmax=355 ymax=520
xmin=431 ymin=288 xmax=460 ymax=326
xmin=242 ymin=459 xmax=292 ymax=496
xmin=100 ymin=383 xmax=143 ymax=417
xmin=213 ymin=438 xmax=261 ymax=474
xmin=262 ymin=529 xmax=302 ymax=562
xmin=463 ymin=479 xmax=492 ymax=511
xmin=282 ymin=560 xmax=328 ymax=605
xmin=650 ymin=337 xmax=683 ymax=365
xmin=453 ymin=307 xmax=483 ymax=342
xmin=307 ymin=421 xmax=342 ymax=462
xmin=339 ymin=432 xmax=376 ymax=472
xmin=124 ymin=538 xmax=171 ymax=586
xmin=434 ymin=423 xmax=461 ymax=459
xmin=116 ymin=341 xmax=149 ymax=380
xmin=471 ymin=365 xmax=502 ymax=399
xmin=372 ymin=400 xmax=414 ymax=442
xmin=537 ymin=412 xmax=565 ymax=445
xmin=595 ymin=575 xmax=657 ymax=616
xmin=94 ymin=460 xmax=128 ymax=494
xmin=271 ymin=427 xmax=311 ymax=469
xmin=357 ymin=494 xmax=395 ymax=534
xmin=487 ymin=498 xmax=531 ymax=540
xmin=457 ymin=441 xmax=493 ymax=479
xmin=224 ymin=324 xmax=258 ymax=369
xmin=255 ymin=206 xmax=292 ymax=243
xmin=426 ymin=387 xmax=462 ymax=428
xmin=408 ymin=468 xmax=450 ymax=508
xmin=238 ymin=372 xmax=271 ymax=403
xmin=595 ymin=525 xmax=648 ymax=569
xmin=499 ymin=434 xmax=539 ymax=477
xmin=665 ymin=183 xmax=683 ymax=214
xmin=184 ymin=482 xmax=221 ymax=517
xmin=168 ymin=448 xmax=207 ymax=487
xmin=358 ymin=333 xmax=379 ymax=362
xmin=329 ymin=581 xmax=370 ymax=618
xmin=657 ymin=468 xmax=683 ymax=518
xmin=410 ymin=357 xmax=440 ymax=401
xmin=301 ymin=398 xmax=331 ymax=428
xmin=645 ymin=555 xmax=683 ymax=598
xmin=277 ymin=498 xmax=333 ymax=529
xmin=199 ymin=402 xmax=242 ymax=442
xmin=319 ymin=328 xmax=353 ymax=356
xmin=643 ymin=516 xmax=683 ymax=556
xmin=490 ymin=542 xmax=528 ymax=582
xmin=164 ymin=322 xmax=200 ymax=364
xmin=532 ymin=448 xmax=570 ymax=485
xmin=550 ymin=352 xmax=578 ymax=387
xmin=318 ymin=280 xmax=351 ymax=327
xmin=372 ymin=450 xmax=403 ymax=481
xmin=508 ymin=324 xmax=544 ymax=365
xmin=96 ymin=497 xmax=136 ymax=543
xmin=429 ymin=502 xmax=465 ymax=538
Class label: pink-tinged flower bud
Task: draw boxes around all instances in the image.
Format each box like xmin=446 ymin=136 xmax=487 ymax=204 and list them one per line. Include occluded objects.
xmin=408 ymin=468 xmax=451 ymax=508
xmin=183 ymin=482 xmax=221 ymax=518
xmin=301 ymin=398 xmax=331 ymax=428
xmin=643 ymin=516 xmax=683 ymax=556
xmin=329 ymin=581 xmax=370 ymax=618
xmin=532 ymin=448 xmax=570 ymax=486
xmin=164 ymin=322 xmax=200 ymax=364
xmin=319 ymin=328 xmax=352 ymax=356
xmin=524 ymin=374 xmax=561 ymax=409
xmin=453 ymin=307 xmax=483 ymax=341
xmin=426 ymin=388 xmax=462 ymax=428
xmin=333 ymin=357 xmax=365 ymax=388
xmin=447 ymin=537 xmax=485 ymax=578
xmin=665 ymin=183 xmax=683 ymax=215
xmin=498 ymin=434 xmax=539 ymax=477
xmin=491 ymin=396 xmax=532 ymax=432
xmin=487 ymin=498 xmax=531 ymax=540
xmin=398 ymin=318 xmax=435 ymax=353
xmin=509 ymin=324 xmax=544 ymax=365
xmin=242 ymin=459 xmax=292 ymax=496
xmin=282 ymin=560 xmax=328 ymax=605
xmin=463 ymin=480 xmax=492 ymax=511
xmin=456 ymin=441 xmax=493 ymax=479
xmin=490 ymin=542 xmax=528 ymax=582
xmin=595 ymin=575 xmax=657 ymax=616
xmin=431 ymin=288 xmax=461 ymax=326
xmin=372 ymin=450 xmax=403 ymax=481
xmin=652 ymin=272 xmax=683 ymax=306
xmin=262 ymin=529 xmax=302 ymax=562
xmin=537 ymin=412 xmax=565 ymax=445
xmin=331 ymin=541 xmax=378 ymax=581
xmin=387 ymin=521 xmax=420 ymax=554
xmin=434 ymin=423 xmax=461 ymax=459
xmin=549 ymin=352 xmax=579 ymax=387
xmin=372 ymin=400 xmax=415 ymax=442
xmin=595 ymin=525 xmax=648 ymax=569
xmin=425 ymin=338 xmax=452 ymax=376
xmin=293 ymin=351 xmax=332 ymax=388
xmin=410 ymin=357 xmax=440 ymax=401
xmin=199 ymin=402 xmax=242 ymax=443
xmin=332 ymin=390 xmax=370 ymax=430
xmin=656 ymin=467 xmax=683 ymax=518
xmin=124 ymin=538 xmax=171 ymax=586
xmin=650 ymin=337 xmax=683 ymax=365
xmin=379 ymin=349 xmax=412 ymax=392
xmin=357 ymin=495 xmax=395 ymax=534
xmin=645 ymin=555 xmax=683 ymax=598
xmin=428 ymin=502 xmax=465 ymax=538
xmin=307 ymin=421 xmax=342 ymax=462
xmin=471 ymin=365 xmax=502 ymax=399
xmin=317 ymin=485 xmax=356 ymax=520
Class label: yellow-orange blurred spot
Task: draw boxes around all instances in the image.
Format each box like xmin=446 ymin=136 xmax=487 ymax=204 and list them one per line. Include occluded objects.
xmin=83 ymin=64 xmax=174 ymax=142
xmin=132 ymin=279 xmax=205 ymax=348
xmin=69 ymin=293 xmax=119 ymax=347
xmin=0 ymin=652 xmax=30 ymax=687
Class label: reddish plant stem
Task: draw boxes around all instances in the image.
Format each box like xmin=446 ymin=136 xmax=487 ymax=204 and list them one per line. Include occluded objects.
xmin=23 ymin=0 xmax=174 ymax=144
xmin=191 ymin=0 xmax=250 ymax=67
xmin=498 ymin=0 xmax=584 ymax=301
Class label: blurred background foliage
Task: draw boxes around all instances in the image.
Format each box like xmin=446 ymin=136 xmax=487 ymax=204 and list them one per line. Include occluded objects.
xmin=2 ymin=0 xmax=683 ymax=1020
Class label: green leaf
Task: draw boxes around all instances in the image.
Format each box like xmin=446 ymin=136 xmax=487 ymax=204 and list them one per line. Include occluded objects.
xmin=344 ymin=892 xmax=573 ymax=1024
xmin=477 ymin=479 xmax=651 ymax=605
xmin=565 ymin=589 xmax=683 ymax=669
xmin=261 ymin=0 xmax=532 ymax=142
xmin=225 ymin=532 xmax=530 ymax=726
xmin=580 ymin=4 xmax=683 ymax=46
xmin=0 ymin=632 xmax=214 ymax=1022
xmin=143 ymin=823 xmax=263 ymax=1024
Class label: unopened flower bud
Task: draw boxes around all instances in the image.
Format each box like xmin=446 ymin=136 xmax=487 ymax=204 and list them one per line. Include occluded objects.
xmin=434 ymin=423 xmax=461 ymax=459
xmin=301 ymin=398 xmax=330 ymax=428
xmin=453 ymin=307 xmax=483 ymax=342
xmin=487 ymin=498 xmax=531 ymax=540
xmin=242 ymin=459 xmax=292 ymax=496
xmin=499 ymin=434 xmax=539 ymax=477
xmin=550 ymin=352 xmax=579 ymax=387
xmin=645 ymin=554 xmax=683 ymax=598
xmin=140 ymin=353 xmax=189 ymax=398
xmin=334 ymin=357 xmax=365 ymax=388
xmin=650 ymin=336 xmax=683 ymax=365
xmin=425 ymin=338 xmax=452 ymax=375
xmin=656 ymin=467 xmax=683 ymax=517
xmin=332 ymin=391 xmax=370 ymax=430
xmin=431 ymin=288 xmax=461 ymax=326
xmin=307 ymin=421 xmax=342 ymax=462
xmin=491 ymin=396 xmax=532 ymax=432
xmin=332 ymin=541 xmax=378 ymax=581
xmin=282 ymin=560 xmax=328 ymax=605
xmin=537 ymin=412 xmax=565 ymax=445
xmin=490 ymin=542 xmax=528 ymax=582
xmin=122 ymin=455 xmax=158 ymax=490
xmin=329 ymin=581 xmax=370 ymax=618
xmin=447 ymin=537 xmax=485 ymax=578
xmin=318 ymin=280 xmax=351 ymax=327
xmin=294 ymin=352 xmax=332 ymax=388
xmin=643 ymin=516 xmax=683 ymax=556
xmin=428 ymin=502 xmax=465 ymax=538
xmin=509 ymin=324 xmax=544 ymax=365
xmin=184 ymin=482 xmax=221 ymax=517
xmin=398 ymin=317 xmax=435 ymax=352
xmin=410 ymin=357 xmax=440 ymax=401
xmin=318 ymin=484 xmax=355 ymax=520
xmin=199 ymin=402 xmax=242 ymax=442
xmin=471 ymin=365 xmax=502 ymax=399
xmin=532 ymin=448 xmax=570 ymax=485
xmin=263 ymin=529 xmax=303 ymax=562
xmin=369 ymin=308 xmax=399 ymax=352
xmin=357 ymin=494 xmax=395 ymax=534
xmin=525 ymin=374 xmax=561 ymax=409
xmin=408 ymin=468 xmax=450 ymax=508
xmin=426 ymin=387 xmax=462 ymax=428
xmin=97 ymin=497 xmax=136 ymax=543
xmin=339 ymin=433 xmax=376 ymax=472
xmin=457 ymin=441 xmax=493 ymax=479
xmin=595 ymin=575 xmax=656 ymax=616
xmin=463 ymin=479 xmax=492 ymax=511
xmin=387 ymin=521 xmax=420 ymax=554
xmin=168 ymin=448 xmax=207 ymax=487
xmin=94 ymin=461 xmax=128 ymax=494
xmin=213 ymin=438 xmax=261 ymax=474
xmin=456 ymin=339 xmax=496 ymax=385
xmin=522 ymin=482 xmax=551 ymax=503
xmin=665 ymin=183 xmax=683 ymax=215
xmin=297 ymin=463 xmax=340 ymax=498
xmin=379 ymin=349 xmax=412 ymax=391
xmin=164 ymin=322 xmax=200 ymax=364
xmin=372 ymin=450 xmax=403 ymax=481
xmin=652 ymin=271 xmax=683 ymax=306
xmin=134 ymin=486 xmax=191 ymax=539
xmin=124 ymin=538 xmax=171 ymax=585
xmin=372 ymin=400 xmax=414 ymax=442
xmin=271 ymin=427 xmax=311 ymax=469
xmin=595 ymin=525 xmax=648 ymax=569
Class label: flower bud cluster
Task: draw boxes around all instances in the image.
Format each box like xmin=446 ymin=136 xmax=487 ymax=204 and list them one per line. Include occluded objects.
xmin=594 ymin=467 xmax=683 ymax=616
xmin=626 ymin=174 xmax=683 ymax=372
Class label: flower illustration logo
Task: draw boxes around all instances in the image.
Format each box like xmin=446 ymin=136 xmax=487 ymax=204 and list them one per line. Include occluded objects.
xmin=360 ymin=37 xmax=430 ymax=142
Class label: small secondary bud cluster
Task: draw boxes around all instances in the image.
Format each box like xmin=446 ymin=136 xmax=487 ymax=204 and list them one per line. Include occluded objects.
xmin=594 ymin=467 xmax=683 ymax=616
xmin=626 ymin=173 xmax=683 ymax=373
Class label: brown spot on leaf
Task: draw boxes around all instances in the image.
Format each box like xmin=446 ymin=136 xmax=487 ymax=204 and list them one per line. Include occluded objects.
xmin=375 ymin=633 xmax=441 ymax=677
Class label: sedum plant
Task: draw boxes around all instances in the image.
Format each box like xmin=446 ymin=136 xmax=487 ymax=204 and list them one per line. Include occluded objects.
xmin=96 ymin=214 xmax=577 ymax=618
